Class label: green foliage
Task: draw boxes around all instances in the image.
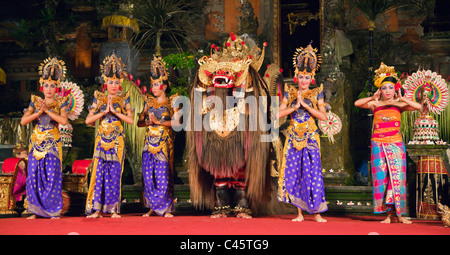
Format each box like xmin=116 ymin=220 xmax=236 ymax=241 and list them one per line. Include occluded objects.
xmin=348 ymin=0 xmax=397 ymax=21
xmin=163 ymin=52 xmax=198 ymax=97
xmin=163 ymin=52 xmax=197 ymax=70
xmin=12 ymin=3 xmax=78 ymax=50
xmin=13 ymin=19 xmax=43 ymax=48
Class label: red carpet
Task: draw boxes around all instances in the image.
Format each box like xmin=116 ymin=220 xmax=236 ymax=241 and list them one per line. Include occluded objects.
xmin=1 ymin=214 xmax=448 ymax=235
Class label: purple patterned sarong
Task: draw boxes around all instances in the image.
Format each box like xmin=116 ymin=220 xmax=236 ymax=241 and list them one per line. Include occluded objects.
xmin=27 ymin=151 xmax=63 ymax=218
xmin=142 ymin=150 xmax=174 ymax=216
xmin=141 ymin=98 xmax=176 ymax=216
xmin=278 ymin=135 xmax=328 ymax=214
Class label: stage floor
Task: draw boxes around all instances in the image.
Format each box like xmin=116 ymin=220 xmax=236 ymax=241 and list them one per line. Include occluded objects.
xmin=0 ymin=213 xmax=448 ymax=235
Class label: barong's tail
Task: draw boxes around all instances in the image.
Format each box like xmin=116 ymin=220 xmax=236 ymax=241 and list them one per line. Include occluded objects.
xmin=244 ymin=68 xmax=271 ymax=215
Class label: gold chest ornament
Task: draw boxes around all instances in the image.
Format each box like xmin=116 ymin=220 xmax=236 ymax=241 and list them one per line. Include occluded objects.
xmin=206 ymin=98 xmax=246 ymax=138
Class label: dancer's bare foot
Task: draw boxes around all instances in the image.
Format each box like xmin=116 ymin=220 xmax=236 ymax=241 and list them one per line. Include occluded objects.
xmin=111 ymin=212 xmax=121 ymax=218
xmin=314 ymin=213 xmax=327 ymax=222
xmin=143 ymin=209 xmax=155 ymax=217
xmin=51 ymin=217 xmax=60 ymax=220
xmin=292 ymin=208 xmax=304 ymax=222
xmin=398 ymin=215 xmax=412 ymax=224
xmin=292 ymin=214 xmax=304 ymax=222
xmin=164 ymin=212 xmax=174 ymax=218
xmin=211 ymin=212 xmax=227 ymax=218
xmin=26 ymin=214 xmax=36 ymax=220
xmin=236 ymin=212 xmax=252 ymax=219
xmin=380 ymin=213 xmax=394 ymax=223
xmin=86 ymin=211 xmax=102 ymax=219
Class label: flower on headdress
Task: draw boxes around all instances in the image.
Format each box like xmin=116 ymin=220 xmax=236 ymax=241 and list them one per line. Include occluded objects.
xmin=395 ymin=82 xmax=401 ymax=91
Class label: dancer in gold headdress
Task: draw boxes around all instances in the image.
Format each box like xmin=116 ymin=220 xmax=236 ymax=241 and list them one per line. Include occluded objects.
xmin=355 ymin=62 xmax=421 ymax=224
xmin=85 ymin=53 xmax=134 ymax=218
xmin=20 ymin=57 xmax=69 ymax=219
xmin=276 ymin=44 xmax=328 ymax=222
xmin=138 ymin=55 xmax=180 ymax=217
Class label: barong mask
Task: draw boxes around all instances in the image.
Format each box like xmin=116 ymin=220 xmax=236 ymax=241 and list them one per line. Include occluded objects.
xmin=292 ymin=44 xmax=321 ymax=84
xmin=197 ymin=33 xmax=266 ymax=92
xmin=100 ymin=53 xmax=126 ymax=91
xmin=38 ymin=57 xmax=66 ymax=92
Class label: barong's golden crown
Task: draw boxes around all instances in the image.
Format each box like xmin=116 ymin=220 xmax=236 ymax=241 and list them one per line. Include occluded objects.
xmin=374 ymin=62 xmax=398 ymax=88
xmin=38 ymin=57 xmax=66 ymax=86
xmin=150 ymin=55 xmax=170 ymax=85
xmin=293 ymin=44 xmax=321 ymax=76
xmin=197 ymin=32 xmax=266 ymax=89
xmin=100 ymin=53 xmax=126 ymax=82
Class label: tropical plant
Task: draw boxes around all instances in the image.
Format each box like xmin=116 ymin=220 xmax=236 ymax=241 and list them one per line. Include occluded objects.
xmin=348 ymin=0 xmax=396 ymax=21
xmin=12 ymin=0 xmax=78 ymax=56
xmin=131 ymin=0 xmax=203 ymax=55
xmin=348 ymin=0 xmax=398 ymax=92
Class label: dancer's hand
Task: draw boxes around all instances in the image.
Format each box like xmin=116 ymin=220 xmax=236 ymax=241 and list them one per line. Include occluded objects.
xmin=394 ymin=90 xmax=403 ymax=102
xmin=297 ymin=91 xmax=310 ymax=110
xmin=145 ymin=115 xmax=153 ymax=126
xmin=295 ymin=91 xmax=304 ymax=109
xmin=102 ymin=99 xmax=111 ymax=115
xmin=149 ymin=113 xmax=160 ymax=125
xmin=36 ymin=98 xmax=45 ymax=115
xmin=109 ymin=100 xmax=117 ymax=114
xmin=372 ymin=89 xmax=381 ymax=102
xmin=40 ymin=100 xmax=49 ymax=114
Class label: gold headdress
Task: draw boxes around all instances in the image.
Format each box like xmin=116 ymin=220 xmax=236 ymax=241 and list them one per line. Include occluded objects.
xmin=38 ymin=57 xmax=66 ymax=86
xmin=293 ymin=44 xmax=321 ymax=77
xmin=197 ymin=32 xmax=266 ymax=90
xmin=150 ymin=55 xmax=170 ymax=85
xmin=374 ymin=62 xmax=398 ymax=88
xmin=100 ymin=53 xmax=126 ymax=82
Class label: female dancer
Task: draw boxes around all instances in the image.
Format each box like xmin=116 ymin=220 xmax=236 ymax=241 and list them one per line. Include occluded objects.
xmin=138 ymin=56 xmax=180 ymax=217
xmin=20 ymin=57 xmax=69 ymax=219
xmin=276 ymin=44 xmax=328 ymax=222
xmin=354 ymin=62 xmax=421 ymax=224
xmin=85 ymin=53 xmax=134 ymax=218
